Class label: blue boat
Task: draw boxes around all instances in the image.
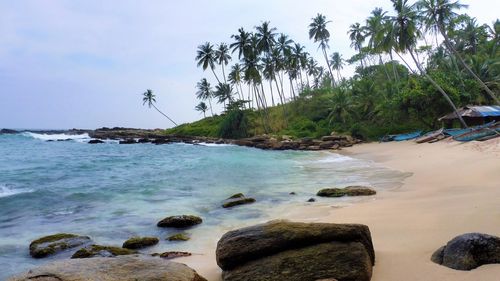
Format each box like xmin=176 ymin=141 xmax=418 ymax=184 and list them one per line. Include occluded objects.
xmin=453 ymin=123 xmax=500 ymax=142
xmin=444 ymin=121 xmax=495 ymax=137
xmin=393 ymin=131 xmax=423 ymax=141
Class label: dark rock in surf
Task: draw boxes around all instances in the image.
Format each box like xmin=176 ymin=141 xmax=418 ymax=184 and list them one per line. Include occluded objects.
xmin=157 ymin=215 xmax=203 ymax=228
xmin=88 ymin=139 xmax=104 ymax=144
xmin=122 ymin=236 xmax=159 ymax=249
xmin=222 ymin=193 xmax=256 ymax=208
xmin=317 ymin=186 xmax=376 ymax=198
xmin=71 ymin=244 xmax=136 ymax=258
xmin=29 ymin=233 xmax=91 ymax=258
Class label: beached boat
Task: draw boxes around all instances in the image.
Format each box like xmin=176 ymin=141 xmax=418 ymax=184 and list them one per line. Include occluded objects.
xmin=393 ymin=131 xmax=422 ymax=141
xmin=415 ymin=128 xmax=444 ymax=144
xmin=453 ymin=123 xmax=500 ymax=142
xmin=444 ymin=121 xmax=495 ymax=137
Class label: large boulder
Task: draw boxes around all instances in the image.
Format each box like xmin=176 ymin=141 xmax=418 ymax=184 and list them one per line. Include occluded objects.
xmin=222 ymin=193 xmax=256 ymax=208
xmin=157 ymin=215 xmax=203 ymax=228
xmin=431 ymin=233 xmax=500 ymax=270
xmin=29 ymin=233 xmax=91 ymax=258
xmin=122 ymin=236 xmax=159 ymax=249
xmin=71 ymin=244 xmax=137 ymax=258
xmin=317 ymin=186 xmax=376 ymax=198
xmin=216 ymin=220 xmax=374 ymax=281
xmin=8 ymin=255 xmax=207 ymax=281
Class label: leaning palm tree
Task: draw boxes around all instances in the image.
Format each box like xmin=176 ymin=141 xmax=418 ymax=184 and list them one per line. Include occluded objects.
xmin=309 ymin=13 xmax=336 ymax=86
xmin=348 ymin=22 xmax=367 ymax=68
xmin=196 ymin=78 xmax=214 ymax=116
xmin=390 ymin=0 xmax=467 ymax=127
xmin=215 ymin=43 xmax=231 ymax=83
xmin=142 ymin=89 xmax=178 ymax=126
xmin=195 ymin=42 xmax=221 ymax=83
xmin=195 ymin=102 xmax=208 ymax=118
xmin=417 ymin=0 xmax=499 ymax=104
xmin=330 ymin=52 xmax=345 ymax=82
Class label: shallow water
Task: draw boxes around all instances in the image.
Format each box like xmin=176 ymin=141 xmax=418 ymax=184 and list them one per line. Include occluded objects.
xmin=0 ymin=132 xmax=409 ymax=279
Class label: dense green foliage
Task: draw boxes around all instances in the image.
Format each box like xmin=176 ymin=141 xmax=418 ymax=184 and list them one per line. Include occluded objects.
xmin=167 ymin=0 xmax=499 ymax=140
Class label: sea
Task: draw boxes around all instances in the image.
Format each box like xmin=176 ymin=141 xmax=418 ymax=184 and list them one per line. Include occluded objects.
xmin=0 ymin=132 xmax=410 ymax=279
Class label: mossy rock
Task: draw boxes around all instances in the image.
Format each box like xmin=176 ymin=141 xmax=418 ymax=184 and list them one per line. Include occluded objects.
xmin=29 ymin=233 xmax=91 ymax=258
xmin=167 ymin=233 xmax=191 ymax=241
xmin=152 ymin=251 xmax=192 ymax=259
xmin=122 ymin=236 xmax=159 ymax=249
xmin=71 ymin=244 xmax=137 ymax=259
xmin=317 ymin=186 xmax=376 ymax=197
xmin=222 ymin=193 xmax=256 ymax=208
xmin=157 ymin=215 xmax=203 ymax=228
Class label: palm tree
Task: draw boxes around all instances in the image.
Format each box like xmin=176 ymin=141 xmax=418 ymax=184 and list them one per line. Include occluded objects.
xmin=142 ymin=89 xmax=178 ymax=126
xmin=390 ymin=0 xmax=468 ymax=127
xmin=230 ymin=28 xmax=252 ymax=59
xmin=196 ymin=42 xmax=221 ymax=83
xmin=195 ymin=102 xmax=208 ymax=118
xmin=255 ymin=21 xmax=277 ymax=55
xmin=309 ymin=13 xmax=336 ymax=86
xmin=215 ymin=43 xmax=231 ymax=83
xmin=214 ymin=83 xmax=234 ymax=108
xmin=228 ymin=63 xmax=245 ymax=102
xmin=348 ymin=22 xmax=366 ymax=68
xmin=196 ymin=78 xmax=214 ymax=116
xmin=417 ymin=0 xmax=499 ymax=104
xmin=330 ymin=52 xmax=345 ymax=82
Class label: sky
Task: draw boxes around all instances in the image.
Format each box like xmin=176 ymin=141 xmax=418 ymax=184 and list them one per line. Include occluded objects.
xmin=0 ymin=0 xmax=498 ymax=129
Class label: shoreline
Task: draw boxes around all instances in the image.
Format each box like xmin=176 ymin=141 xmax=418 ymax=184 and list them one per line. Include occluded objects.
xmin=179 ymin=139 xmax=500 ymax=280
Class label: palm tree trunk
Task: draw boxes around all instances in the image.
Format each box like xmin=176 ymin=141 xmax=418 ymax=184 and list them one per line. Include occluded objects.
xmin=322 ymin=47 xmax=336 ymax=87
xmin=221 ymin=64 xmax=227 ymax=84
xmin=289 ymin=77 xmax=296 ymax=100
xmin=208 ymin=98 xmax=214 ymax=117
xmin=152 ymin=104 xmax=178 ymax=126
xmin=439 ymin=24 xmax=499 ymax=104
xmin=269 ymin=80 xmax=275 ymax=107
xmin=211 ymin=67 xmax=221 ymax=84
xmin=409 ymin=49 xmax=468 ymax=128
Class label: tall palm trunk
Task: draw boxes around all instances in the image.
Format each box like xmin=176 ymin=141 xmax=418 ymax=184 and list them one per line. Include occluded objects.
xmin=268 ymin=80 xmax=276 ymax=107
xmin=409 ymin=49 xmax=468 ymax=128
xmin=208 ymin=98 xmax=214 ymax=117
xmin=221 ymin=65 xmax=227 ymax=84
xmin=322 ymin=47 xmax=336 ymax=87
xmin=211 ymin=67 xmax=221 ymax=84
xmin=152 ymin=104 xmax=178 ymax=126
xmin=438 ymin=24 xmax=500 ymax=104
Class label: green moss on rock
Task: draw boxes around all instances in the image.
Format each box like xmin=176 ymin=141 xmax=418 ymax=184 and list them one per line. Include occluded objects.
xmin=168 ymin=233 xmax=191 ymax=241
xmin=317 ymin=186 xmax=376 ymax=197
xmin=71 ymin=245 xmax=137 ymax=259
xmin=29 ymin=233 xmax=91 ymax=258
xmin=122 ymin=236 xmax=159 ymax=249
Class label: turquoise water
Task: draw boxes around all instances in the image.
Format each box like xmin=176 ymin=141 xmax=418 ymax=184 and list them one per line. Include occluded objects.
xmin=0 ymin=132 xmax=408 ymax=279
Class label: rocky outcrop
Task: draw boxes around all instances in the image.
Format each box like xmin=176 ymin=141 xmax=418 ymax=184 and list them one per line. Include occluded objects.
xmin=317 ymin=186 xmax=376 ymax=197
xmin=222 ymin=193 xmax=256 ymax=208
xmin=8 ymin=255 xmax=207 ymax=281
xmin=0 ymin=129 xmax=18 ymax=134
xmin=88 ymin=139 xmax=104 ymax=144
xmin=71 ymin=244 xmax=136 ymax=258
xmin=122 ymin=236 xmax=159 ymax=249
xmin=216 ymin=220 xmax=374 ymax=281
xmin=29 ymin=233 xmax=91 ymax=258
xmin=431 ymin=233 xmax=500 ymax=270
xmin=157 ymin=215 xmax=203 ymax=228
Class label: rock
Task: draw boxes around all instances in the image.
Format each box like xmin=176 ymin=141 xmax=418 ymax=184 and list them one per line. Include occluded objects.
xmin=122 ymin=236 xmax=159 ymax=249
xmin=71 ymin=245 xmax=137 ymax=258
xmin=0 ymin=128 xmax=18 ymax=134
xmin=152 ymin=251 xmax=193 ymax=259
xmin=307 ymin=198 xmax=316 ymax=202
xmin=321 ymin=135 xmax=345 ymax=142
xmin=289 ymin=192 xmax=296 ymax=195
xmin=88 ymin=139 xmax=104 ymax=144
xmin=119 ymin=139 xmax=137 ymax=144
xmin=431 ymin=233 xmax=500 ymax=270
xmin=216 ymin=220 xmax=374 ymax=269
xmin=157 ymin=215 xmax=203 ymax=228
xmin=216 ymin=220 xmax=374 ymax=281
xmin=167 ymin=233 xmax=190 ymax=241
xmin=222 ymin=193 xmax=256 ymax=208
xmin=137 ymin=138 xmax=151 ymax=143
xmin=8 ymin=255 xmax=207 ymax=281
xmin=29 ymin=233 xmax=91 ymax=258
xmin=319 ymin=141 xmax=336 ymax=149
xmin=221 ymin=241 xmax=372 ymax=281
xmin=317 ymin=186 xmax=376 ymax=197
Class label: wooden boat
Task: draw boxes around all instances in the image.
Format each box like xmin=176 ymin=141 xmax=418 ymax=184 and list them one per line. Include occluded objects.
xmin=415 ymin=128 xmax=444 ymax=144
xmin=444 ymin=121 xmax=495 ymax=137
xmin=393 ymin=131 xmax=422 ymax=141
xmin=453 ymin=123 xmax=500 ymax=142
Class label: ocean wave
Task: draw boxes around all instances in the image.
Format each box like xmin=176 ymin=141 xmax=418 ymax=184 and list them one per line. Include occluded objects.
xmin=197 ymin=142 xmax=234 ymax=147
xmin=0 ymin=185 xmax=33 ymax=198
xmin=315 ymin=154 xmax=355 ymax=163
xmin=22 ymin=132 xmax=91 ymax=142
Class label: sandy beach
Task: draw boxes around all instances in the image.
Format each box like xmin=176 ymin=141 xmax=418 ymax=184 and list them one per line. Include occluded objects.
xmin=180 ymin=138 xmax=500 ymax=281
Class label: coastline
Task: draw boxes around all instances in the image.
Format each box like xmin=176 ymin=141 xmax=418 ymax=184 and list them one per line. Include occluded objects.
xmin=179 ymin=139 xmax=500 ymax=280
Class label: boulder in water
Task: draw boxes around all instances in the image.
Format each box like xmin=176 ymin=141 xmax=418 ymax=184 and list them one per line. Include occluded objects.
xmin=222 ymin=193 xmax=256 ymax=208
xmin=29 ymin=233 xmax=91 ymax=258
xmin=431 ymin=233 xmax=500 ymax=270
xmin=317 ymin=186 xmax=376 ymax=197
xmin=122 ymin=236 xmax=159 ymax=249
xmin=71 ymin=244 xmax=137 ymax=258
xmin=152 ymin=251 xmax=193 ymax=259
xmin=157 ymin=215 xmax=203 ymax=228
xmin=167 ymin=233 xmax=191 ymax=241
xmin=8 ymin=255 xmax=207 ymax=281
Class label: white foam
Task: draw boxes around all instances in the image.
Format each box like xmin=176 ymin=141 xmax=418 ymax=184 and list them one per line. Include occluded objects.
xmin=22 ymin=132 xmax=91 ymax=142
xmin=0 ymin=185 xmax=33 ymax=198
xmin=315 ymin=154 xmax=355 ymax=163
xmin=197 ymin=142 xmax=234 ymax=147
